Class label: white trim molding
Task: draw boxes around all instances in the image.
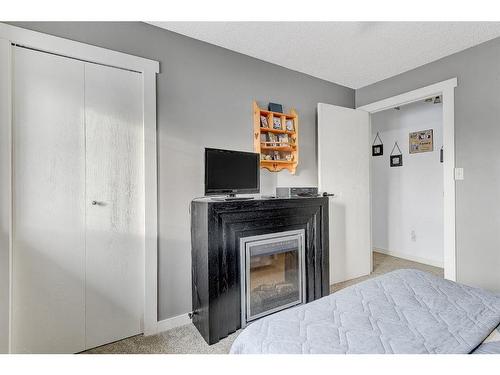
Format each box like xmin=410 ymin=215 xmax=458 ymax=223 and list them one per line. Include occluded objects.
xmin=373 ymin=249 xmax=444 ymax=269
xmin=357 ymin=78 xmax=457 ymax=113
xmin=143 ymin=71 xmax=159 ymax=336
xmin=0 ymin=23 xmax=159 ymax=74
xmin=0 ymin=37 xmax=13 ymax=354
xmin=0 ymin=23 xmax=160 ymax=352
xmin=358 ymin=77 xmax=458 ymax=282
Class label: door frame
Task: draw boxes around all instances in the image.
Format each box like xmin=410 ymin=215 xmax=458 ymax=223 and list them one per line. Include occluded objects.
xmin=357 ymin=77 xmax=458 ymax=281
xmin=0 ymin=23 xmax=160 ymax=353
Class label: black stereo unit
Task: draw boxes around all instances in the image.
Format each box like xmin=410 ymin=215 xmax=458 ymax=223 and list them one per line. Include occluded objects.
xmin=275 ymin=187 xmax=318 ymax=198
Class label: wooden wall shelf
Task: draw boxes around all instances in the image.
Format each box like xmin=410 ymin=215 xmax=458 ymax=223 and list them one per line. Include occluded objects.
xmin=260 ymin=145 xmax=295 ymax=152
xmin=260 ymin=128 xmax=295 ymax=135
xmin=253 ymin=101 xmax=298 ymax=174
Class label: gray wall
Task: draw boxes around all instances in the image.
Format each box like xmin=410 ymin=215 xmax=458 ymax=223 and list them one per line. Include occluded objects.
xmin=357 ymin=37 xmax=500 ymax=293
xmin=9 ymin=22 xmax=354 ymax=320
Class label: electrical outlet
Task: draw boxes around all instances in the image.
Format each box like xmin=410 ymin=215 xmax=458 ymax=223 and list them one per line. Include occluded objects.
xmin=455 ymin=168 xmax=464 ymax=180
xmin=411 ymin=230 xmax=416 ymax=242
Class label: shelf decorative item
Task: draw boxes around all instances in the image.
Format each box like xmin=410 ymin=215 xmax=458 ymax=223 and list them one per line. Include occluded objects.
xmin=278 ymin=134 xmax=289 ymax=143
xmin=260 ymin=115 xmax=269 ymax=128
xmin=253 ymin=101 xmax=299 ymax=174
xmin=267 ymin=133 xmax=277 ymax=146
xmin=268 ymin=102 xmax=283 ymax=113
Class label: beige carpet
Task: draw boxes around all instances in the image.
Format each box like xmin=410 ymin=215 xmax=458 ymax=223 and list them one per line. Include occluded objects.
xmin=83 ymin=323 xmax=237 ymax=354
xmin=84 ymin=252 xmax=443 ymax=354
xmin=330 ymin=251 xmax=443 ymax=293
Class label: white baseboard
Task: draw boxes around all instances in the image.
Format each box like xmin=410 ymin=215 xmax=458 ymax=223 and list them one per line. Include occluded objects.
xmin=156 ymin=313 xmax=191 ymax=334
xmin=373 ymin=248 xmax=444 ymax=268
xmin=331 ymin=270 xmax=370 ymax=285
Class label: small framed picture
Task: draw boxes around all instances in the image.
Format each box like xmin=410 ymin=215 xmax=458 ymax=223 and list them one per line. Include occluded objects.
xmin=260 ymin=115 xmax=269 ymax=128
xmin=273 ymin=117 xmax=282 ymax=130
xmin=372 ymin=144 xmax=383 ymax=156
xmin=273 ymin=151 xmax=281 ymax=160
xmin=390 ymin=154 xmax=403 ymax=167
xmin=285 ymin=119 xmax=294 ymax=131
xmin=372 ymin=132 xmax=383 ymax=156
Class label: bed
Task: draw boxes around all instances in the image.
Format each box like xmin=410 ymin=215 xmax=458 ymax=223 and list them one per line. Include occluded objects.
xmin=230 ymin=269 xmax=500 ymax=354
xmin=473 ymin=323 xmax=500 ymax=354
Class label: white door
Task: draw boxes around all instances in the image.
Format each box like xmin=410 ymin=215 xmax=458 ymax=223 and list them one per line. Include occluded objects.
xmin=12 ymin=47 xmax=144 ymax=353
xmin=84 ymin=63 xmax=144 ymax=349
xmin=12 ymin=47 xmax=86 ymax=353
xmin=317 ymin=103 xmax=371 ymax=285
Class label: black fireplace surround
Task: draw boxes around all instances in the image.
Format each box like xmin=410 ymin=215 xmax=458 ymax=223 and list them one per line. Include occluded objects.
xmin=190 ymin=196 xmax=329 ymax=344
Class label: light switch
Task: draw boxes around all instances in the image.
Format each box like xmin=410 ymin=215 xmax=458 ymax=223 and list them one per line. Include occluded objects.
xmin=455 ymin=168 xmax=464 ymax=180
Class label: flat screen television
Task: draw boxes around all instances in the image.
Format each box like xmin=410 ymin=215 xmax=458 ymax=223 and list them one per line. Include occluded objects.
xmin=205 ymin=148 xmax=260 ymax=196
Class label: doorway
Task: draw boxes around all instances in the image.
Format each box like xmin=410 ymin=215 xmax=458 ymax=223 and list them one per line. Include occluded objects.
xmin=370 ymin=99 xmax=444 ymax=273
xmin=318 ymin=78 xmax=457 ymax=288
xmin=358 ymin=78 xmax=457 ymax=281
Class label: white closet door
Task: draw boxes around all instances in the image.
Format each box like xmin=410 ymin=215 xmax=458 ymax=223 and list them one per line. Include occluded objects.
xmin=12 ymin=47 xmax=86 ymax=353
xmin=84 ymin=63 xmax=144 ymax=349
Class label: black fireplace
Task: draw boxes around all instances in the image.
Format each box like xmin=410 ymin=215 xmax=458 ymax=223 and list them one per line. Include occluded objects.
xmin=190 ymin=196 xmax=329 ymax=344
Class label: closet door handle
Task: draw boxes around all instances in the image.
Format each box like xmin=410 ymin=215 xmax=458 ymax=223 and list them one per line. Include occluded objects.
xmin=91 ymin=200 xmax=98 ymax=206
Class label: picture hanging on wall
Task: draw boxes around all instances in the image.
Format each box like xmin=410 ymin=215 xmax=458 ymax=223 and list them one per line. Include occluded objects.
xmin=390 ymin=141 xmax=403 ymax=167
xmin=372 ymin=132 xmax=384 ymax=156
xmin=409 ymin=129 xmax=433 ymax=153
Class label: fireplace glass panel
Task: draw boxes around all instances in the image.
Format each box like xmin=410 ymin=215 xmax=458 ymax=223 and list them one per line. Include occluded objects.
xmin=245 ymin=234 xmax=304 ymax=321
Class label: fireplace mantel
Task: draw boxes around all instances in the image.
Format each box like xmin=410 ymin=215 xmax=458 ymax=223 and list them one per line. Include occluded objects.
xmin=190 ymin=196 xmax=329 ymax=344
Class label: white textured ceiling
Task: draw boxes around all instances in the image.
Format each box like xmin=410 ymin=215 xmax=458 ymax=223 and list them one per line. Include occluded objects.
xmin=148 ymin=22 xmax=500 ymax=88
